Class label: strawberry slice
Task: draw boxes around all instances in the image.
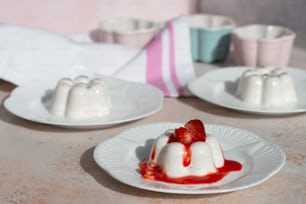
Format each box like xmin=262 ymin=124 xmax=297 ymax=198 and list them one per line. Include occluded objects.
xmin=169 ymin=119 xmax=206 ymax=145
xmin=174 ymin=127 xmax=193 ymax=145
xmin=139 ymin=162 xmax=155 ymax=180
xmin=185 ymin=119 xmax=206 ymax=142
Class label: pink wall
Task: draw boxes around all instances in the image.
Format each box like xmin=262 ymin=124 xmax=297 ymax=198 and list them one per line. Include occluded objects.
xmin=0 ymin=0 xmax=305 ymax=34
xmin=199 ymin=0 xmax=306 ymax=33
xmin=0 ymin=0 xmax=197 ymax=34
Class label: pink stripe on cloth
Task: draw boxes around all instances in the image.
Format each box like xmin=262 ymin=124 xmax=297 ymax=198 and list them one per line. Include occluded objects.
xmin=167 ymin=23 xmax=184 ymax=96
xmin=146 ymin=35 xmax=170 ymax=95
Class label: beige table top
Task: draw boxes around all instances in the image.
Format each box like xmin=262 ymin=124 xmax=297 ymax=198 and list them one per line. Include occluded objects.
xmin=1 ymin=39 xmax=306 ymax=204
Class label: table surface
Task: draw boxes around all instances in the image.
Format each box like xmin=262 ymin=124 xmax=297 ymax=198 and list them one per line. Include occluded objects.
xmin=1 ymin=37 xmax=306 ymax=204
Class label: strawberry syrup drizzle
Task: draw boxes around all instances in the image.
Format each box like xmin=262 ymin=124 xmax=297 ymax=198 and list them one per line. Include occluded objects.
xmin=151 ymin=145 xmax=156 ymax=160
xmin=183 ymin=145 xmax=192 ymax=167
xmin=168 ymin=134 xmax=192 ymax=167
xmin=139 ymin=159 xmax=242 ymax=184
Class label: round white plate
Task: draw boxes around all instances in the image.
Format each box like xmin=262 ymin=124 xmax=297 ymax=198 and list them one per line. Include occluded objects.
xmin=188 ymin=67 xmax=306 ymax=115
xmin=4 ymin=77 xmax=163 ymax=129
xmin=93 ymin=122 xmax=286 ymax=194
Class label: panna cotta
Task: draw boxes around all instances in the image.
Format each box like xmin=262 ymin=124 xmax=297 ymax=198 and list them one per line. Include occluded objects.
xmin=139 ymin=119 xmax=242 ymax=184
xmin=50 ymin=76 xmax=112 ymax=120
xmin=236 ymin=67 xmax=297 ymax=106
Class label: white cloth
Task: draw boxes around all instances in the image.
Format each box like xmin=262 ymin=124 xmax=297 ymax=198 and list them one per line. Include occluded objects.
xmin=0 ymin=17 xmax=195 ymax=97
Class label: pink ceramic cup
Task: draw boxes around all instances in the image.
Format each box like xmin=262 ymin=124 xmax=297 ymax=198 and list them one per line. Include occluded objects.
xmin=232 ymin=24 xmax=296 ymax=67
xmin=98 ymin=18 xmax=159 ymax=48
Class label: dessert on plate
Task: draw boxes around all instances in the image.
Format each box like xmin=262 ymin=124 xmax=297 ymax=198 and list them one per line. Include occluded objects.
xmin=139 ymin=119 xmax=242 ymax=184
xmin=50 ymin=76 xmax=112 ymax=120
xmin=236 ymin=67 xmax=297 ymax=106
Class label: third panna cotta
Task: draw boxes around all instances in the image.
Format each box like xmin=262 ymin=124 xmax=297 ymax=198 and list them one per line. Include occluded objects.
xmin=236 ymin=67 xmax=297 ymax=106
xmin=139 ymin=119 xmax=242 ymax=184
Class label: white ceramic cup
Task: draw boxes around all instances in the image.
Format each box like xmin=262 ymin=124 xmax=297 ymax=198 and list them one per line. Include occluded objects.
xmin=98 ymin=18 xmax=159 ymax=48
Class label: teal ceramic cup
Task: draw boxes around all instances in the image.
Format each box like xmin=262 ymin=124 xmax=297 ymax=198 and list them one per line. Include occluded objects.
xmin=188 ymin=14 xmax=236 ymax=63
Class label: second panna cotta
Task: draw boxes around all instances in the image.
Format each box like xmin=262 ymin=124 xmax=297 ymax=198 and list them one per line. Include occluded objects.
xmin=50 ymin=76 xmax=112 ymax=120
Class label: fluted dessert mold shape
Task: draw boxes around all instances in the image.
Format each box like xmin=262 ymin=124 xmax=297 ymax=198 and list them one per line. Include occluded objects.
xmin=236 ymin=67 xmax=297 ymax=106
xmin=148 ymin=131 xmax=224 ymax=178
xmin=50 ymin=76 xmax=112 ymax=120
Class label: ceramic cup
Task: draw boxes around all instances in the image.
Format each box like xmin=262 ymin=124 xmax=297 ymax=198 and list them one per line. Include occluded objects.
xmin=98 ymin=18 xmax=159 ymax=48
xmin=232 ymin=24 xmax=296 ymax=67
xmin=188 ymin=14 xmax=236 ymax=63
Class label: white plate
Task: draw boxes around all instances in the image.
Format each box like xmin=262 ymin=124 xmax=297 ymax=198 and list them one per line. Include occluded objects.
xmin=4 ymin=77 xmax=163 ymax=129
xmin=93 ymin=122 xmax=286 ymax=194
xmin=188 ymin=67 xmax=306 ymax=115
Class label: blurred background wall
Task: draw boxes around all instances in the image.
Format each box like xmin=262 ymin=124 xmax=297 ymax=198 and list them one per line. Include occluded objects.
xmin=0 ymin=0 xmax=305 ymax=34
xmin=199 ymin=0 xmax=306 ymax=33
xmin=0 ymin=0 xmax=197 ymax=33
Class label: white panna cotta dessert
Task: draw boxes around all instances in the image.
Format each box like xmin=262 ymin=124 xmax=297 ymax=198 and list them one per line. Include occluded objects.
xmin=236 ymin=67 xmax=297 ymax=106
xmin=149 ymin=130 xmax=224 ymax=178
xmin=139 ymin=119 xmax=242 ymax=184
xmin=50 ymin=76 xmax=112 ymax=120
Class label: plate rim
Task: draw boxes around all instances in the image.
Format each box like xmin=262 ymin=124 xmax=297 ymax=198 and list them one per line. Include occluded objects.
xmin=93 ymin=122 xmax=286 ymax=194
xmin=188 ymin=66 xmax=306 ymax=116
xmin=3 ymin=77 xmax=164 ymax=129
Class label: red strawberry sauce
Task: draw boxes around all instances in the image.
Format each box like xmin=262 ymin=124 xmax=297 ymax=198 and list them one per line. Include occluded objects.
xmin=139 ymin=159 xmax=241 ymax=184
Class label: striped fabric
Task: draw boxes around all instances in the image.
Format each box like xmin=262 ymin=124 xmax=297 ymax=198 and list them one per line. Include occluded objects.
xmin=142 ymin=18 xmax=196 ymax=96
